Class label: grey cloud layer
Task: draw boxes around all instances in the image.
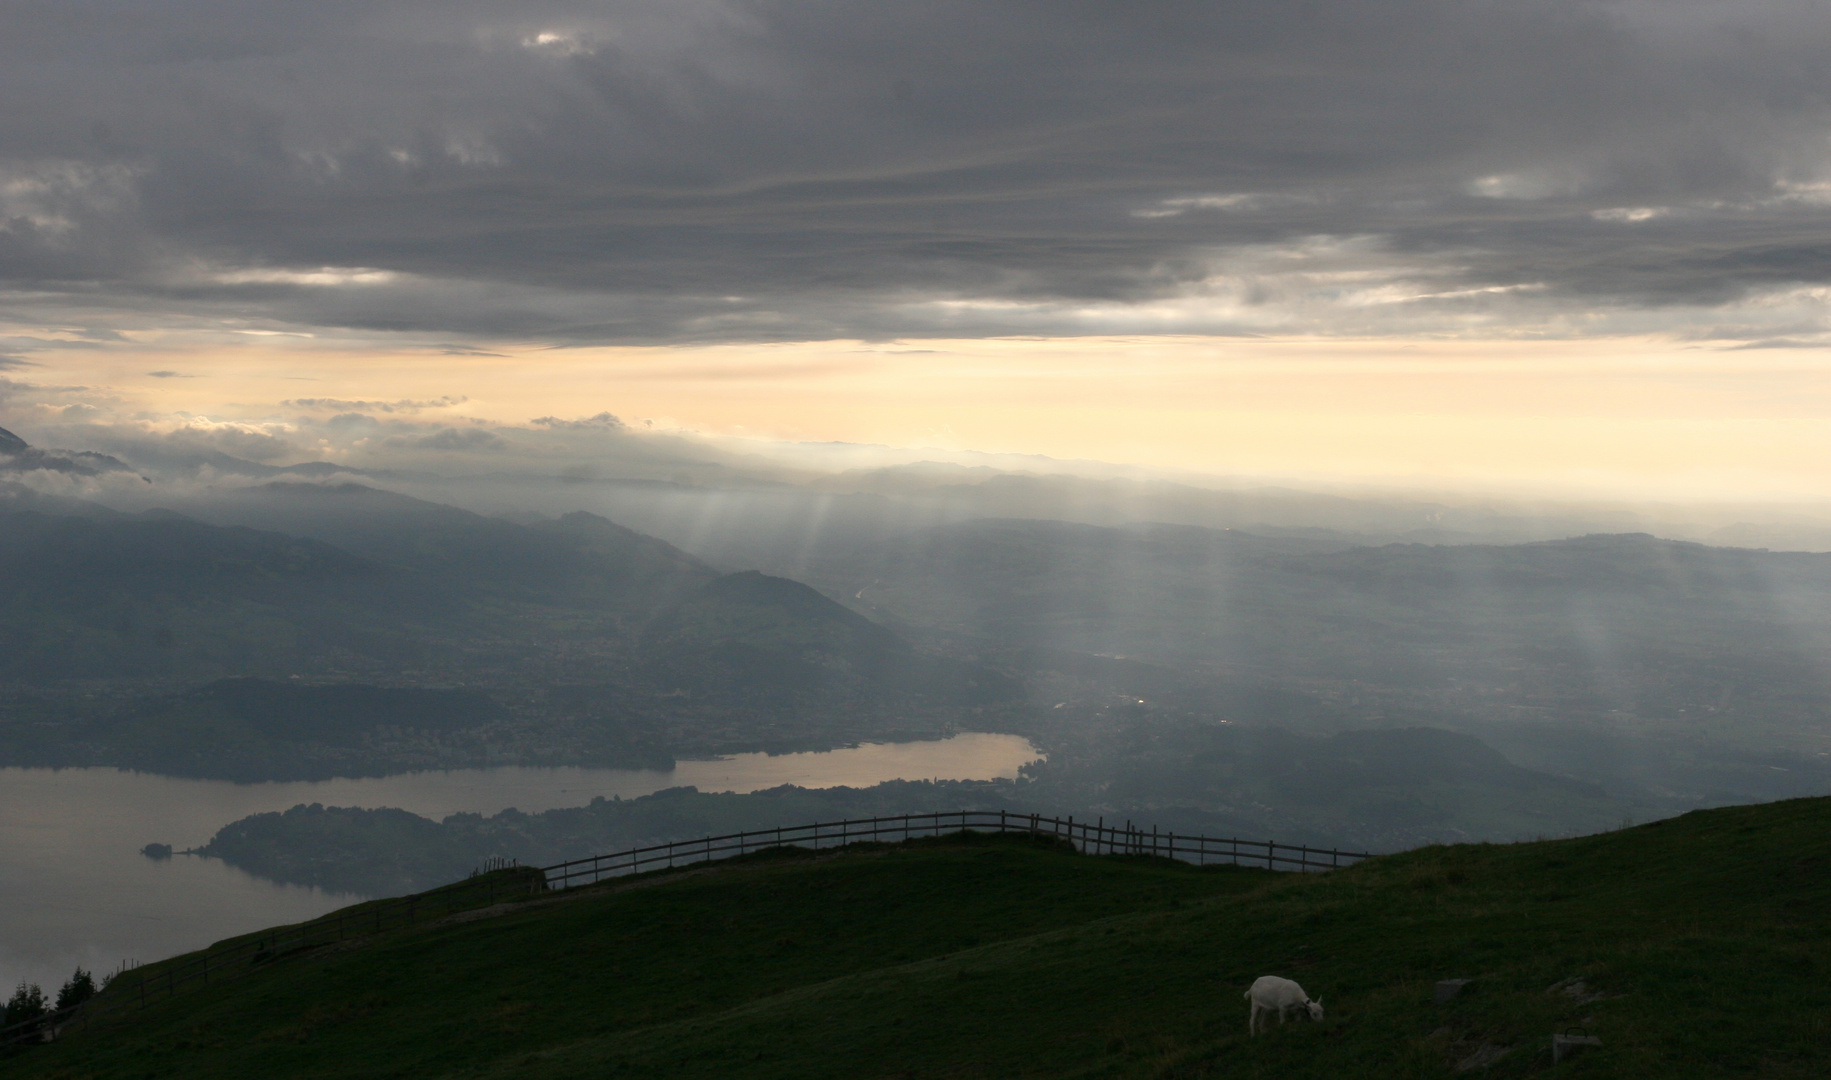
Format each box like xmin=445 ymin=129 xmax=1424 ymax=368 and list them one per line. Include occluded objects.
xmin=6 ymin=1 xmax=1831 ymax=342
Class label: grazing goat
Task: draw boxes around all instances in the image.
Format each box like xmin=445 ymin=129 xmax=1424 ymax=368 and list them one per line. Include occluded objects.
xmin=1244 ymin=975 xmax=1323 ymax=1035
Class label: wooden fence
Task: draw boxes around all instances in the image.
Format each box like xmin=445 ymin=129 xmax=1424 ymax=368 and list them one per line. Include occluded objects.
xmin=2 ymin=811 xmax=1367 ymax=1047
xmin=542 ymin=809 xmax=1368 ymax=889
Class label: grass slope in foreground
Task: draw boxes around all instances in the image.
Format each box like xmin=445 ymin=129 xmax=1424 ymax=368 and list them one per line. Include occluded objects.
xmin=15 ymin=799 xmax=1831 ymax=1079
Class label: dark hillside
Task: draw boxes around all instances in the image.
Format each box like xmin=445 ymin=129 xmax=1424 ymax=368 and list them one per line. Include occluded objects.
xmin=0 ymin=509 xmax=426 ymax=678
xmin=14 ymin=797 xmax=1829 ymax=1079
xmin=0 ymin=499 xmax=1022 ymax=774
xmin=816 ymin=520 xmax=1831 ymax=684
xmin=181 ymin=679 xmax=508 ymax=740
xmin=188 ymin=726 xmax=1634 ymax=897
xmin=1023 ymin=723 xmax=1630 ymax=852
xmin=190 ymin=483 xmax=717 ymax=614
xmin=643 ymin=571 xmax=1017 ymax=706
xmin=25 ymin=680 xmax=518 ymax=780
xmin=645 ymin=570 xmax=905 ymax=663
xmin=794 ymin=519 xmax=1831 ymax=799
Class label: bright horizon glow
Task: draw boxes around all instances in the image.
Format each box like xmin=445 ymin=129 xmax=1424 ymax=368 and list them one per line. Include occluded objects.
xmin=12 ymin=331 xmax=1831 ymax=505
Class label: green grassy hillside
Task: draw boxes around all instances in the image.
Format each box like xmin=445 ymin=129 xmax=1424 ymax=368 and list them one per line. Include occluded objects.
xmin=13 ymin=798 xmax=1830 ymax=1079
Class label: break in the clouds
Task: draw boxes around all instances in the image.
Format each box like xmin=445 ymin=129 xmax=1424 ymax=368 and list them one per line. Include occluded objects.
xmin=5 ymin=0 xmax=1831 ymax=350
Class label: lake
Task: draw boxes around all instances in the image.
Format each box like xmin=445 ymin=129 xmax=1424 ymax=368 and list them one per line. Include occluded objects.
xmin=0 ymin=732 xmax=1039 ymax=994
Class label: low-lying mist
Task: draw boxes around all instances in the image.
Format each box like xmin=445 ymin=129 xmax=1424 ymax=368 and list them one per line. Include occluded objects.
xmin=4 ymin=417 xmax=1831 ymax=904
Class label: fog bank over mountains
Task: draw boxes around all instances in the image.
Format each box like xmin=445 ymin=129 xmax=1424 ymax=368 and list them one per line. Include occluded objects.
xmin=9 ymin=414 xmax=1831 ymax=560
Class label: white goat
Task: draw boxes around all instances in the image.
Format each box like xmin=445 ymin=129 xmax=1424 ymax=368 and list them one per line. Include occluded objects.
xmin=1244 ymin=975 xmax=1323 ymax=1035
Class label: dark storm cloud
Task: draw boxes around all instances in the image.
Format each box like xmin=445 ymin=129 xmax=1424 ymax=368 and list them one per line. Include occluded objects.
xmin=6 ymin=1 xmax=1831 ymax=341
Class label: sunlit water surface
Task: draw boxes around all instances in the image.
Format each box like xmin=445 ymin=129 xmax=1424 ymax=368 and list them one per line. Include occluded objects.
xmin=0 ymin=733 xmax=1038 ymax=992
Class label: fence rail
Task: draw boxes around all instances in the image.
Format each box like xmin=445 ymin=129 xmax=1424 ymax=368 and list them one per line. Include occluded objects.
xmin=542 ymin=809 xmax=1367 ymax=889
xmin=3 ymin=811 xmax=1367 ymax=1047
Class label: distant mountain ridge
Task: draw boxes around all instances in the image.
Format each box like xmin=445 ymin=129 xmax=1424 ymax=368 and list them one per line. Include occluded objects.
xmin=5 ymin=474 xmax=1831 ymax=810
xmin=0 ymin=482 xmax=732 ymax=679
xmin=0 ymin=507 xmax=410 ymax=679
xmin=185 ymin=483 xmax=719 ymax=615
xmin=0 ymin=425 xmax=142 ymax=480
xmin=0 ymin=485 xmax=1011 ymax=775
xmin=641 ymin=570 xmax=1018 ymax=707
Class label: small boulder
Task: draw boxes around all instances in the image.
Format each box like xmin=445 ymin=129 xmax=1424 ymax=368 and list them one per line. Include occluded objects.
xmin=1547 ymin=977 xmax=1611 ymax=1004
xmin=1454 ymin=1043 xmax=1510 ymax=1072
xmin=1434 ymin=978 xmax=1472 ymax=1003
xmin=1552 ymin=1031 xmax=1602 ymax=1063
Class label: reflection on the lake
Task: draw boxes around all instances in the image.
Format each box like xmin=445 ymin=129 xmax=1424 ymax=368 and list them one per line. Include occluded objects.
xmin=0 ymin=733 xmax=1038 ymax=991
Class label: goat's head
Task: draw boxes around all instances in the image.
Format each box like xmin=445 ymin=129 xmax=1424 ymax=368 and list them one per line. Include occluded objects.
xmin=1306 ymin=999 xmax=1324 ymax=1021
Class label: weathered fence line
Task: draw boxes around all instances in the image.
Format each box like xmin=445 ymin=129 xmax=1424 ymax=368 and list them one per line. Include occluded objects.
xmin=3 ymin=811 xmax=1367 ymax=1046
xmin=541 ymin=809 xmax=1368 ymax=889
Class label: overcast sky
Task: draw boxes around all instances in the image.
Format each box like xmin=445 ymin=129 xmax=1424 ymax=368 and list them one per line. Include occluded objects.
xmin=6 ymin=1 xmax=1831 ymax=498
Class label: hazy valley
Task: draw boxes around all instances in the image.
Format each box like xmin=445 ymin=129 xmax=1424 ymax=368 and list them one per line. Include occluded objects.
xmin=8 ymin=422 xmax=1831 ymax=910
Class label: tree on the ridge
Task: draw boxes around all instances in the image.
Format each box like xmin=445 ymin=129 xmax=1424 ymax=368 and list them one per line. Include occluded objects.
xmin=2 ymin=982 xmax=48 ymax=1044
xmin=55 ymin=969 xmax=95 ymax=1011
